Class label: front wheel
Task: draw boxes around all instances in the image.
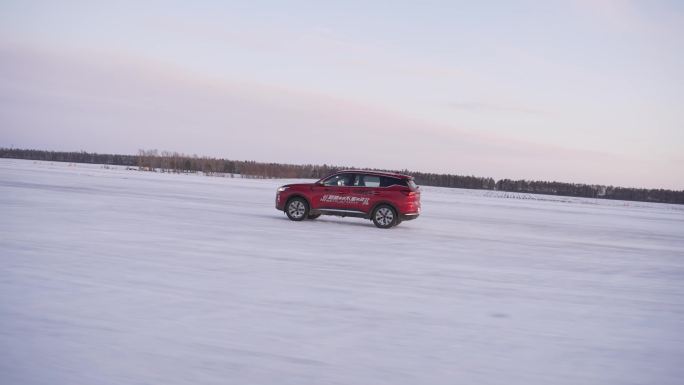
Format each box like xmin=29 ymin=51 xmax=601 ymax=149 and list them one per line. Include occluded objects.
xmin=285 ymin=197 xmax=309 ymax=221
xmin=372 ymin=205 xmax=397 ymax=229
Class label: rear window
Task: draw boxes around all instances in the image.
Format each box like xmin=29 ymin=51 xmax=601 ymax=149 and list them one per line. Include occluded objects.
xmin=360 ymin=175 xmax=381 ymax=187
xmin=380 ymin=177 xmax=408 ymax=187
xmin=408 ymin=179 xmax=418 ymax=189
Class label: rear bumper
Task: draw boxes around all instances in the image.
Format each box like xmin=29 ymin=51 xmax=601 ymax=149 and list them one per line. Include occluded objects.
xmin=400 ymin=213 xmax=420 ymax=221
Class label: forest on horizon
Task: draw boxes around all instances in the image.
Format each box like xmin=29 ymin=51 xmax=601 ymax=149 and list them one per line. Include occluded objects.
xmin=1 ymin=148 xmax=682 ymax=205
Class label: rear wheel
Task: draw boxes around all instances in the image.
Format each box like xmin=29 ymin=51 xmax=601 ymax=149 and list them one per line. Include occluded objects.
xmin=372 ymin=205 xmax=397 ymax=229
xmin=285 ymin=197 xmax=309 ymax=221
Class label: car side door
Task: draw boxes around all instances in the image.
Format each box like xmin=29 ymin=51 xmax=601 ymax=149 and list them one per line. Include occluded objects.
xmin=313 ymin=173 xmax=354 ymax=211
xmin=347 ymin=174 xmax=382 ymax=214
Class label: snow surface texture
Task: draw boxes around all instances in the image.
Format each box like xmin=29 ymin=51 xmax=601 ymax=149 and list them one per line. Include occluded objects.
xmin=1 ymin=158 xmax=683 ymax=385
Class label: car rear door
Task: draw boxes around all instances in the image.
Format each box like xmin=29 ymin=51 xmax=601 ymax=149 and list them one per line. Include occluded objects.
xmin=347 ymin=174 xmax=382 ymax=214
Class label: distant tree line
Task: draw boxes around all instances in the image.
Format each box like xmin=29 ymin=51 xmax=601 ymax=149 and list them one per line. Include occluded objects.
xmin=493 ymin=178 xmax=683 ymax=203
xmin=2 ymin=147 xmax=682 ymax=204
xmin=1 ymin=148 xmax=139 ymax=167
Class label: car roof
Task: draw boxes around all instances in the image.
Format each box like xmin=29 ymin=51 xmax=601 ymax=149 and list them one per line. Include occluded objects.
xmin=334 ymin=169 xmax=413 ymax=180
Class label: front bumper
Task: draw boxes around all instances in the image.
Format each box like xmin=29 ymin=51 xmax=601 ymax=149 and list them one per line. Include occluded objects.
xmin=275 ymin=192 xmax=284 ymax=210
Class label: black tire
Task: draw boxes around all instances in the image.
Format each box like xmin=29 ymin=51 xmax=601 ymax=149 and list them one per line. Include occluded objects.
xmin=372 ymin=204 xmax=397 ymax=229
xmin=285 ymin=197 xmax=309 ymax=221
xmin=394 ymin=219 xmax=403 ymax=226
xmin=308 ymin=213 xmax=321 ymax=220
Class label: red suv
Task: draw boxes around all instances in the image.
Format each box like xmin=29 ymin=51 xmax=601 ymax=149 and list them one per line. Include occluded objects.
xmin=275 ymin=170 xmax=420 ymax=228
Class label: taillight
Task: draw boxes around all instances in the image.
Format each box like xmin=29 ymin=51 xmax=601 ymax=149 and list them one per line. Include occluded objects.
xmin=400 ymin=190 xmax=416 ymax=197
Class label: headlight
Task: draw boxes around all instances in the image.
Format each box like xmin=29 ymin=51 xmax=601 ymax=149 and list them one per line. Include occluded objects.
xmin=277 ymin=186 xmax=289 ymax=192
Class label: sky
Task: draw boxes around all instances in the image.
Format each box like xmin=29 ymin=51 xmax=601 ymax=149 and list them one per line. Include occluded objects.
xmin=1 ymin=1 xmax=682 ymax=189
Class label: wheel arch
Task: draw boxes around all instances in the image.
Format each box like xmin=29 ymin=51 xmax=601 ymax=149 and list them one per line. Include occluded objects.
xmin=369 ymin=201 xmax=398 ymax=218
xmin=285 ymin=194 xmax=311 ymax=210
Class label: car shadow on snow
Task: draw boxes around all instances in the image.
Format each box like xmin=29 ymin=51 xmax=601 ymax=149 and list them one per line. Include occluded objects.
xmin=255 ymin=213 xmax=411 ymax=229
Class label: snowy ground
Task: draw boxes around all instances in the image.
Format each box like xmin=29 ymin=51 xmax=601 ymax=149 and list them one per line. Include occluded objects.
xmin=1 ymin=158 xmax=683 ymax=385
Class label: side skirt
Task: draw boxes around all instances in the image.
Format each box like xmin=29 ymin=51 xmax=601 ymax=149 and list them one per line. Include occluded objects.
xmin=310 ymin=209 xmax=369 ymax=219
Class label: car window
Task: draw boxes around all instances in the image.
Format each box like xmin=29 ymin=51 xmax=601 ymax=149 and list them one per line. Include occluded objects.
xmin=323 ymin=173 xmax=354 ymax=186
xmin=362 ymin=175 xmax=381 ymax=187
xmin=380 ymin=177 xmax=408 ymax=187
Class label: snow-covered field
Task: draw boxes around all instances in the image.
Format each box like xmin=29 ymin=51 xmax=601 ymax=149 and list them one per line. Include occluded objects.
xmin=1 ymin=158 xmax=683 ymax=385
